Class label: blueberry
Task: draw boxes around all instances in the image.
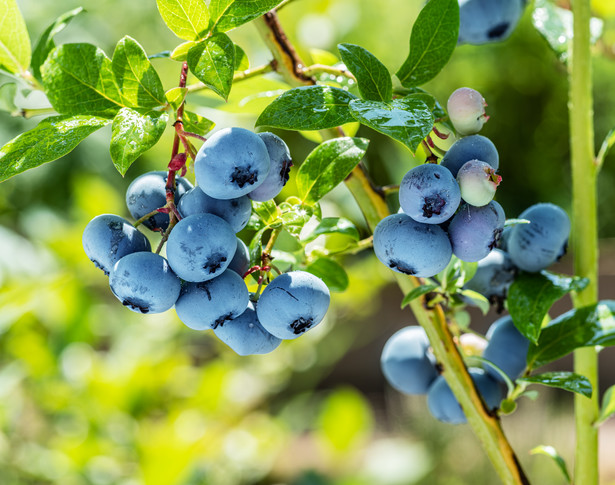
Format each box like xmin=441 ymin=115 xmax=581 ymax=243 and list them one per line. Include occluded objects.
xmin=458 ymin=0 xmax=525 ymax=45
xmin=441 ymin=135 xmax=499 ymax=178
xmin=464 ymin=249 xmax=516 ymax=302
xmin=398 ymin=164 xmax=461 ymax=224
xmin=177 ymin=186 xmax=252 ymax=233
xmin=457 ymin=160 xmax=501 ymax=207
xmin=507 ymin=203 xmax=570 ymax=272
xmin=175 ymin=270 xmax=249 ymax=330
xmin=380 ymin=326 xmax=438 ymax=395
xmin=427 ymin=368 xmax=505 ymax=424
xmin=82 ymin=214 xmax=151 ymax=275
xmin=228 ymin=238 xmax=250 ymax=276
xmin=109 ymin=252 xmax=181 ymax=314
xmin=166 ymin=213 xmax=237 ymax=282
xmin=248 ymin=132 xmax=293 ymax=202
xmin=256 ymin=271 xmax=330 ymax=340
xmin=126 ymin=171 xmax=193 ymax=231
xmin=214 ymin=302 xmax=282 ymax=355
xmin=194 ymin=127 xmax=270 ymax=199
xmin=447 ymin=201 xmax=505 ymax=262
xmin=373 ymin=213 xmax=452 ymax=277
xmin=447 ymin=87 xmax=488 ymax=136
xmin=483 ymin=315 xmax=530 ymax=381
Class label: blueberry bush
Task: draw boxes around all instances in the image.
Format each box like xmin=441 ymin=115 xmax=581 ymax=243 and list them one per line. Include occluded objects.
xmin=1 ymin=0 xmax=615 ymax=483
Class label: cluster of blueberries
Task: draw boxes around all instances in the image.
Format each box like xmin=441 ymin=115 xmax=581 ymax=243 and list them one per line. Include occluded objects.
xmin=458 ymin=0 xmax=528 ymax=45
xmin=82 ymin=128 xmax=331 ymax=355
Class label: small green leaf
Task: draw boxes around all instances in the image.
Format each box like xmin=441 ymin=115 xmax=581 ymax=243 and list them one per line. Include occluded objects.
xmin=187 ymin=33 xmax=235 ymax=100
xmin=349 ymin=97 xmax=434 ymax=152
xmin=255 ymin=85 xmax=358 ymax=131
xmin=0 ymin=115 xmax=110 ymax=183
xmin=508 ymin=271 xmax=589 ymax=344
xmin=306 ymin=258 xmax=349 ymax=292
xmin=519 ymin=372 xmax=592 ymax=398
xmin=156 ymin=0 xmax=210 ymax=41
xmin=530 ymin=445 xmax=572 ymax=483
xmin=31 ymin=7 xmax=84 ymax=82
xmin=401 ymin=284 xmax=438 ymax=308
xmin=532 ymin=0 xmax=603 ymax=64
xmin=527 ymin=300 xmax=615 ymax=368
xmin=42 ymin=43 xmax=124 ymax=116
xmin=170 ymin=41 xmax=196 ymax=61
xmin=596 ymin=385 xmax=615 ymax=427
xmin=596 ymin=127 xmax=615 ymax=172
xmin=183 ymin=110 xmax=214 ymax=136
xmin=249 ymin=226 xmax=268 ymax=266
xmin=396 ymin=0 xmax=459 ymax=87
xmin=302 ymin=217 xmax=360 ymax=243
xmin=252 ymin=200 xmax=279 ymax=225
xmin=234 ymin=44 xmax=249 ymax=70
xmin=165 ymin=87 xmax=188 ymax=110
xmin=278 ymin=204 xmax=311 ymax=229
xmin=337 ymin=43 xmax=391 ymax=102
xmin=110 ymin=108 xmax=168 ymax=176
xmin=208 ymin=0 xmax=283 ymax=33
xmin=459 ymin=289 xmax=490 ymax=315
xmin=0 ymin=0 xmax=31 ymax=74
xmin=112 ymin=36 xmax=166 ymax=108
xmin=296 ymin=137 xmax=369 ymax=205
xmin=0 ymin=82 xmax=17 ymax=113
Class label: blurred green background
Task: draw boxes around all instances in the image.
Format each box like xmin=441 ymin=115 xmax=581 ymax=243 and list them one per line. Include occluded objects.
xmin=1 ymin=0 xmax=615 ymax=484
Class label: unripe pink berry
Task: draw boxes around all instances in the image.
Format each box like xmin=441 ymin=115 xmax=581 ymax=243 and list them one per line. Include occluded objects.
xmin=447 ymin=87 xmax=489 ymax=135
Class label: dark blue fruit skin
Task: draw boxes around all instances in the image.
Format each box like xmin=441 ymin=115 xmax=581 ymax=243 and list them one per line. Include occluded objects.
xmin=109 ymin=252 xmax=181 ymax=314
xmin=126 ymin=171 xmax=193 ymax=231
xmin=380 ymin=326 xmax=438 ymax=395
xmin=458 ymin=0 xmax=524 ymax=45
xmin=214 ymin=302 xmax=282 ymax=355
xmin=398 ymin=164 xmax=461 ymax=224
xmin=256 ymin=271 xmax=330 ymax=340
xmin=194 ymin=127 xmax=270 ymax=200
xmin=483 ymin=315 xmax=530 ymax=381
xmin=177 ymin=186 xmax=252 ymax=233
xmin=82 ymin=214 xmax=151 ymax=275
xmin=464 ymin=248 xmax=516 ymax=301
xmin=248 ymin=132 xmax=293 ymax=202
xmin=427 ymin=368 xmax=506 ymax=424
xmin=228 ymin=238 xmax=250 ymax=276
xmin=441 ymin=135 xmax=499 ymax=178
xmin=508 ymin=203 xmax=571 ymax=272
xmin=374 ymin=213 xmax=452 ymax=277
xmin=166 ymin=213 xmax=237 ymax=282
xmin=447 ymin=201 xmax=505 ymax=262
xmin=175 ymin=270 xmax=249 ymax=330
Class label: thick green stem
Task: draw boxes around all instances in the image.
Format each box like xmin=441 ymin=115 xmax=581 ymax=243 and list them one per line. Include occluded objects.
xmin=569 ymin=1 xmax=599 ymax=483
xmin=254 ymin=11 xmax=529 ymax=484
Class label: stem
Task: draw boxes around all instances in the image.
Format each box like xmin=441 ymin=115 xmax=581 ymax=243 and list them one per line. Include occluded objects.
xmin=254 ymin=11 xmax=529 ymax=484
xmin=18 ymin=107 xmax=56 ymax=118
xmin=186 ymin=62 xmax=276 ymax=94
xmin=569 ymin=0 xmax=599 ymax=483
xmin=302 ymin=64 xmax=357 ymax=82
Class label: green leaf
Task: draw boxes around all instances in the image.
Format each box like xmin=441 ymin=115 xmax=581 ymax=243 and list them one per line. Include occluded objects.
xmin=596 ymin=385 xmax=615 ymax=427
xmin=234 ymin=44 xmax=249 ymax=71
xmin=401 ymin=284 xmax=438 ymax=308
xmin=156 ymin=0 xmax=210 ymax=41
xmin=31 ymin=7 xmax=84 ymax=82
xmin=519 ymin=372 xmax=592 ymax=398
xmin=187 ymin=33 xmax=235 ymax=100
xmin=296 ymin=137 xmax=369 ymax=205
xmin=396 ymin=0 xmax=459 ymax=87
xmin=508 ymin=271 xmax=589 ymax=344
xmin=183 ymin=110 xmax=215 ymax=136
xmin=41 ymin=43 xmax=124 ymax=116
xmin=527 ymin=300 xmax=615 ymax=368
xmin=170 ymin=41 xmax=196 ymax=61
xmin=0 ymin=115 xmax=110 ymax=183
xmin=596 ymin=127 xmax=615 ymax=172
xmin=306 ymin=258 xmax=349 ymax=292
xmin=532 ymin=0 xmax=603 ymax=64
xmin=111 ymin=36 xmax=166 ymax=108
xmin=0 ymin=0 xmax=31 ymax=74
xmin=459 ymin=289 xmax=490 ymax=315
xmin=209 ymin=0 xmax=283 ymax=33
xmin=255 ymin=85 xmax=358 ymax=131
xmin=0 ymin=82 xmax=17 ymax=113
xmin=165 ymin=87 xmax=188 ymax=110
xmin=530 ymin=445 xmax=572 ymax=483
xmin=349 ymin=97 xmax=434 ymax=152
xmin=302 ymin=217 xmax=360 ymax=243
xmin=337 ymin=43 xmax=391 ymax=102
xmin=249 ymin=226 xmax=268 ymax=266
xmin=252 ymin=200 xmax=279 ymax=225
xmin=109 ymin=108 xmax=168 ymax=176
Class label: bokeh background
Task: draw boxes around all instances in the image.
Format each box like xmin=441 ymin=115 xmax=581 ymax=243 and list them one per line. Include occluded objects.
xmin=1 ymin=0 xmax=615 ymax=484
